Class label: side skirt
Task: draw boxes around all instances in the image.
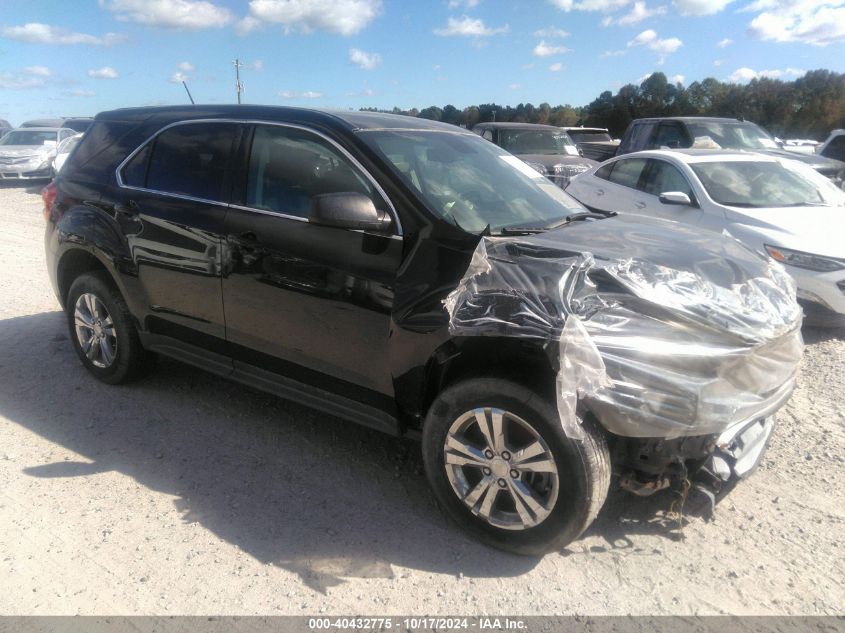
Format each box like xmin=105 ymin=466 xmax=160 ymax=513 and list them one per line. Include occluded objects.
xmin=139 ymin=332 xmax=402 ymax=437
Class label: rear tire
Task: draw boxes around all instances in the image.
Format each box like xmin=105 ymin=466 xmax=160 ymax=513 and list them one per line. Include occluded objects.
xmin=422 ymin=377 xmax=610 ymax=555
xmin=66 ymin=271 xmax=151 ymax=384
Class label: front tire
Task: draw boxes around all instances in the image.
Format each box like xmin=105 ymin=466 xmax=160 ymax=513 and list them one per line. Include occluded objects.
xmin=66 ymin=271 xmax=151 ymax=384
xmin=422 ymin=377 xmax=610 ymax=555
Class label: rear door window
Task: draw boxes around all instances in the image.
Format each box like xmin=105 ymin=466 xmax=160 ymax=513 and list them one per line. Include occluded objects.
xmin=642 ymin=159 xmax=693 ymax=197
xmin=607 ymin=158 xmax=647 ymax=189
xmin=143 ymin=122 xmax=240 ymax=203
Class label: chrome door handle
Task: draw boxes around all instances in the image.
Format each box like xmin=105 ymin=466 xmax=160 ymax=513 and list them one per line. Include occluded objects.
xmin=634 ymin=201 xmax=646 ymax=209
xmin=595 ymin=188 xmax=605 ymax=196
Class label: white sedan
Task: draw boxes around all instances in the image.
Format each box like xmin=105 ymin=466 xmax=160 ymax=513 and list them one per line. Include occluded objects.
xmin=566 ymin=149 xmax=845 ymax=325
xmin=53 ymin=133 xmax=83 ymax=173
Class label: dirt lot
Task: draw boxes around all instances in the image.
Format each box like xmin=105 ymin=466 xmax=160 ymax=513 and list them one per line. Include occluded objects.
xmin=0 ymin=182 xmax=843 ymax=616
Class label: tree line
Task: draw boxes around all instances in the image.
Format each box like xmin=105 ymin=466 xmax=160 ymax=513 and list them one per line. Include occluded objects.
xmin=364 ymin=69 xmax=845 ymax=140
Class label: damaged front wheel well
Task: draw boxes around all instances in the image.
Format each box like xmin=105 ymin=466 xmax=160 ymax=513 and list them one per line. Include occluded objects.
xmin=422 ymin=337 xmax=558 ymax=426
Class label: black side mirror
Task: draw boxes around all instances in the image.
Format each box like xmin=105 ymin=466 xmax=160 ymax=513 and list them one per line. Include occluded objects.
xmin=309 ymin=192 xmax=392 ymax=232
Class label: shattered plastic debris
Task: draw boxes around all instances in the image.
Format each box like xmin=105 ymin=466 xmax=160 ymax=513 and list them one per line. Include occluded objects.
xmin=444 ymin=216 xmax=804 ymax=439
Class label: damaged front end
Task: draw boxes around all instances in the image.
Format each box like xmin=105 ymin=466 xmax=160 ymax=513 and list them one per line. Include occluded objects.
xmin=444 ymin=215 xmax=803 ymax=505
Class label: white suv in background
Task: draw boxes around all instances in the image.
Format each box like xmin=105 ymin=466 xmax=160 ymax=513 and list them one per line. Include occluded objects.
xmin=566 ymin=149 xmax=845 ymax=326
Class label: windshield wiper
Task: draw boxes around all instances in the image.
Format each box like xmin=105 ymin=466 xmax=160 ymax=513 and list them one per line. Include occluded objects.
xmin=499 ymin=210 xmax=616 ymax=235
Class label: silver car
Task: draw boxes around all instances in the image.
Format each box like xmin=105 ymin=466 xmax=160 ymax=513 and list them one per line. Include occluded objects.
xmin=0 ymin=127 xmax=76 ymax=180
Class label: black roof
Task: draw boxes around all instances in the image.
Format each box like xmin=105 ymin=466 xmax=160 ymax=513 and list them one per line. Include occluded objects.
xmin=472 ymin=122 xmax=562 ymax=130
xmin=95 ymin=105 xmax=465 ymax=134
xmin=633 ymin=116 xmax=745 ymax=124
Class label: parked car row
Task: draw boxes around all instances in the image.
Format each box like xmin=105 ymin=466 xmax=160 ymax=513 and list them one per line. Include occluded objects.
xmin=42 ymin=105 xmax=812 ymax=555
xmin=465 ymin=116 xmax=844 ymax=326
xmin=471 ymin=122 xmax=597 ymax=188
xmin=0 ymin=116 xmax=90 ymax=180
xmin=565 ymin=149 xmax=845 ymax=326
xmin=615 ymin=117 xmax=845 ymax=189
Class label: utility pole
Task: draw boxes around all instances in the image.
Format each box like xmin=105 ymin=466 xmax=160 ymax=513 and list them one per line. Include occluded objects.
xmin=232 ymin=58 xmax=244 ymax=104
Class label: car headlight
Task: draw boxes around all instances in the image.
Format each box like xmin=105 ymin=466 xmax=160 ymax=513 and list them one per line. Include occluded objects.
xmin=765 ymin=244 xmax=845 ymax=272
xmin=525 ymin=162 xmax=547 ymax=175
xmin=553 ymin=163 xmax=591 ymax=178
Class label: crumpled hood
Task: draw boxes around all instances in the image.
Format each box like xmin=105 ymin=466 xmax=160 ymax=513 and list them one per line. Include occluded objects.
xmin=445 ymin=214 xmax=803 ymax=438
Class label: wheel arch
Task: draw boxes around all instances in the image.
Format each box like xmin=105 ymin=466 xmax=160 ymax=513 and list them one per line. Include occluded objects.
xmin=418 ymin=337 xmax=558 ymax=430
xmin=56 ymin=246 xmax=122 ymax=309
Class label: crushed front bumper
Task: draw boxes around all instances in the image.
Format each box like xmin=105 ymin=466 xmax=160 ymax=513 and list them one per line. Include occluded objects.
xmin=700 ymin=415 xmax=776 ymax=482
xmin=616 ymin=414 xmax=776 ymax=498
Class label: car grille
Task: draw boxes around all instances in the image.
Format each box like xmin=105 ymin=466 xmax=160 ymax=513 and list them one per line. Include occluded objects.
xmin=0 ymin=156 xmax=37 ymax=165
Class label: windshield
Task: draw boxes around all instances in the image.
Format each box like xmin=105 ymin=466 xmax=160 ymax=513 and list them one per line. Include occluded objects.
xmin=568 ymin=130 xmax=612 ymax=143
xmin=692 ymin=160 xmax=845 ymax=208
xmin=360 ymin=130 xmax=585 ymax=233
xmin=498 ymin=129 xmax=575 ymax=155
xmin=686 ymin=121 xmax=777 ymax=151
xmin=0 ymin=130 xmax=57 ymax=146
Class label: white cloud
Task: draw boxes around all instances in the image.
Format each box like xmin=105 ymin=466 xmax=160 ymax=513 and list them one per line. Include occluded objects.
xmin=548 ymin=0 xmax=632 ymax=10
xmin=178 ymin=61 xmax=195 ymax=71
xmin=88 ymin=66 xmax=119 ymax=79
xmin=533 ymin=27 xmax=570 ymax=37
xmin=348 ymin=48 xmax=382 ymax=70
xmin=235 ymin=16 xmax=262 ymax=35
xmin=533 ymin=40 xmax=572 ymax=56
xmin=243 ymin=0 xmax=382 ymax=36
xmin=729 ymin=66 xmax=759 ymax=81
xmin=746 ymin=0 xmax=845 ymax=45
xmin=600 ymin=49 xmax=627 ymax=57
xmin=729 ymin=66 xmax=806 ymax=81
xmin=714 ymin=58 xmax=723 ymax=65
xmin=448 ymin=0 xmax=481 ymax=7
xmin=244 ymin=59 xmax=264 ymax=71
xmin=603 ymin=1 xmax=667 ymax=25
xmin=170 ymin=71 xmax=189 ymax=83
xmin=627 ymin=28 xmax=682 ymax=62
xmin=673 ymin=0 xmax=734 ymax=14
xmin=64 ymin=89 xmax=96 ymax=97
xmin=717 ymin=37 xmax=733 ymax=47
xmin=24 ymin=65 xmax=52 ymax=76
xmin=509 ymin=83 xmax=522 ymax=89
xmin=99 ymin=0 xmax=232 ymax=30
xmin=549 ymin=62 xmax=564 ymax=71
xmin=0 ymin=71 xmax=46 ymax=90
xmin=279 ymin=90 xmax=323 ymax=99
xmin=670 ymin=73 xmax=685 ymax=83
xmin=1 ymin=23 xmax=125 ymax=45
xmin=434 ymin=16 xmax=509 ymax=36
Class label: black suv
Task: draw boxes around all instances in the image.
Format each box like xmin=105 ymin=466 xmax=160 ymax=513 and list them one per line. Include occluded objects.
xmin=45 ymin=106 xmax=802 ymax=554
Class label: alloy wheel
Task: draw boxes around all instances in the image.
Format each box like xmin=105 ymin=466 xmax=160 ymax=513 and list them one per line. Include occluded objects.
xmin=444 ymin=408 xmax=560 ymax=531
xmin=73 ymin=292 xmax=117 ymax=369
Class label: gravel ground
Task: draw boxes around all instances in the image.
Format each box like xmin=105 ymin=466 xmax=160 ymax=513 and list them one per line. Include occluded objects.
xmin=0 ymin=182 xmax=843 ymax=616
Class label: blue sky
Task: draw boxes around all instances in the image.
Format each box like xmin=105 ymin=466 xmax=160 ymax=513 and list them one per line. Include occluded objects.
xmin=1 ymin=0 xmax=843 ymax=125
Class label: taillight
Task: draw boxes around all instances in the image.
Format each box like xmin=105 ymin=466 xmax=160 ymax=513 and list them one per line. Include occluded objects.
xmin=41 ymin=180 xmax=57 ymax=222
